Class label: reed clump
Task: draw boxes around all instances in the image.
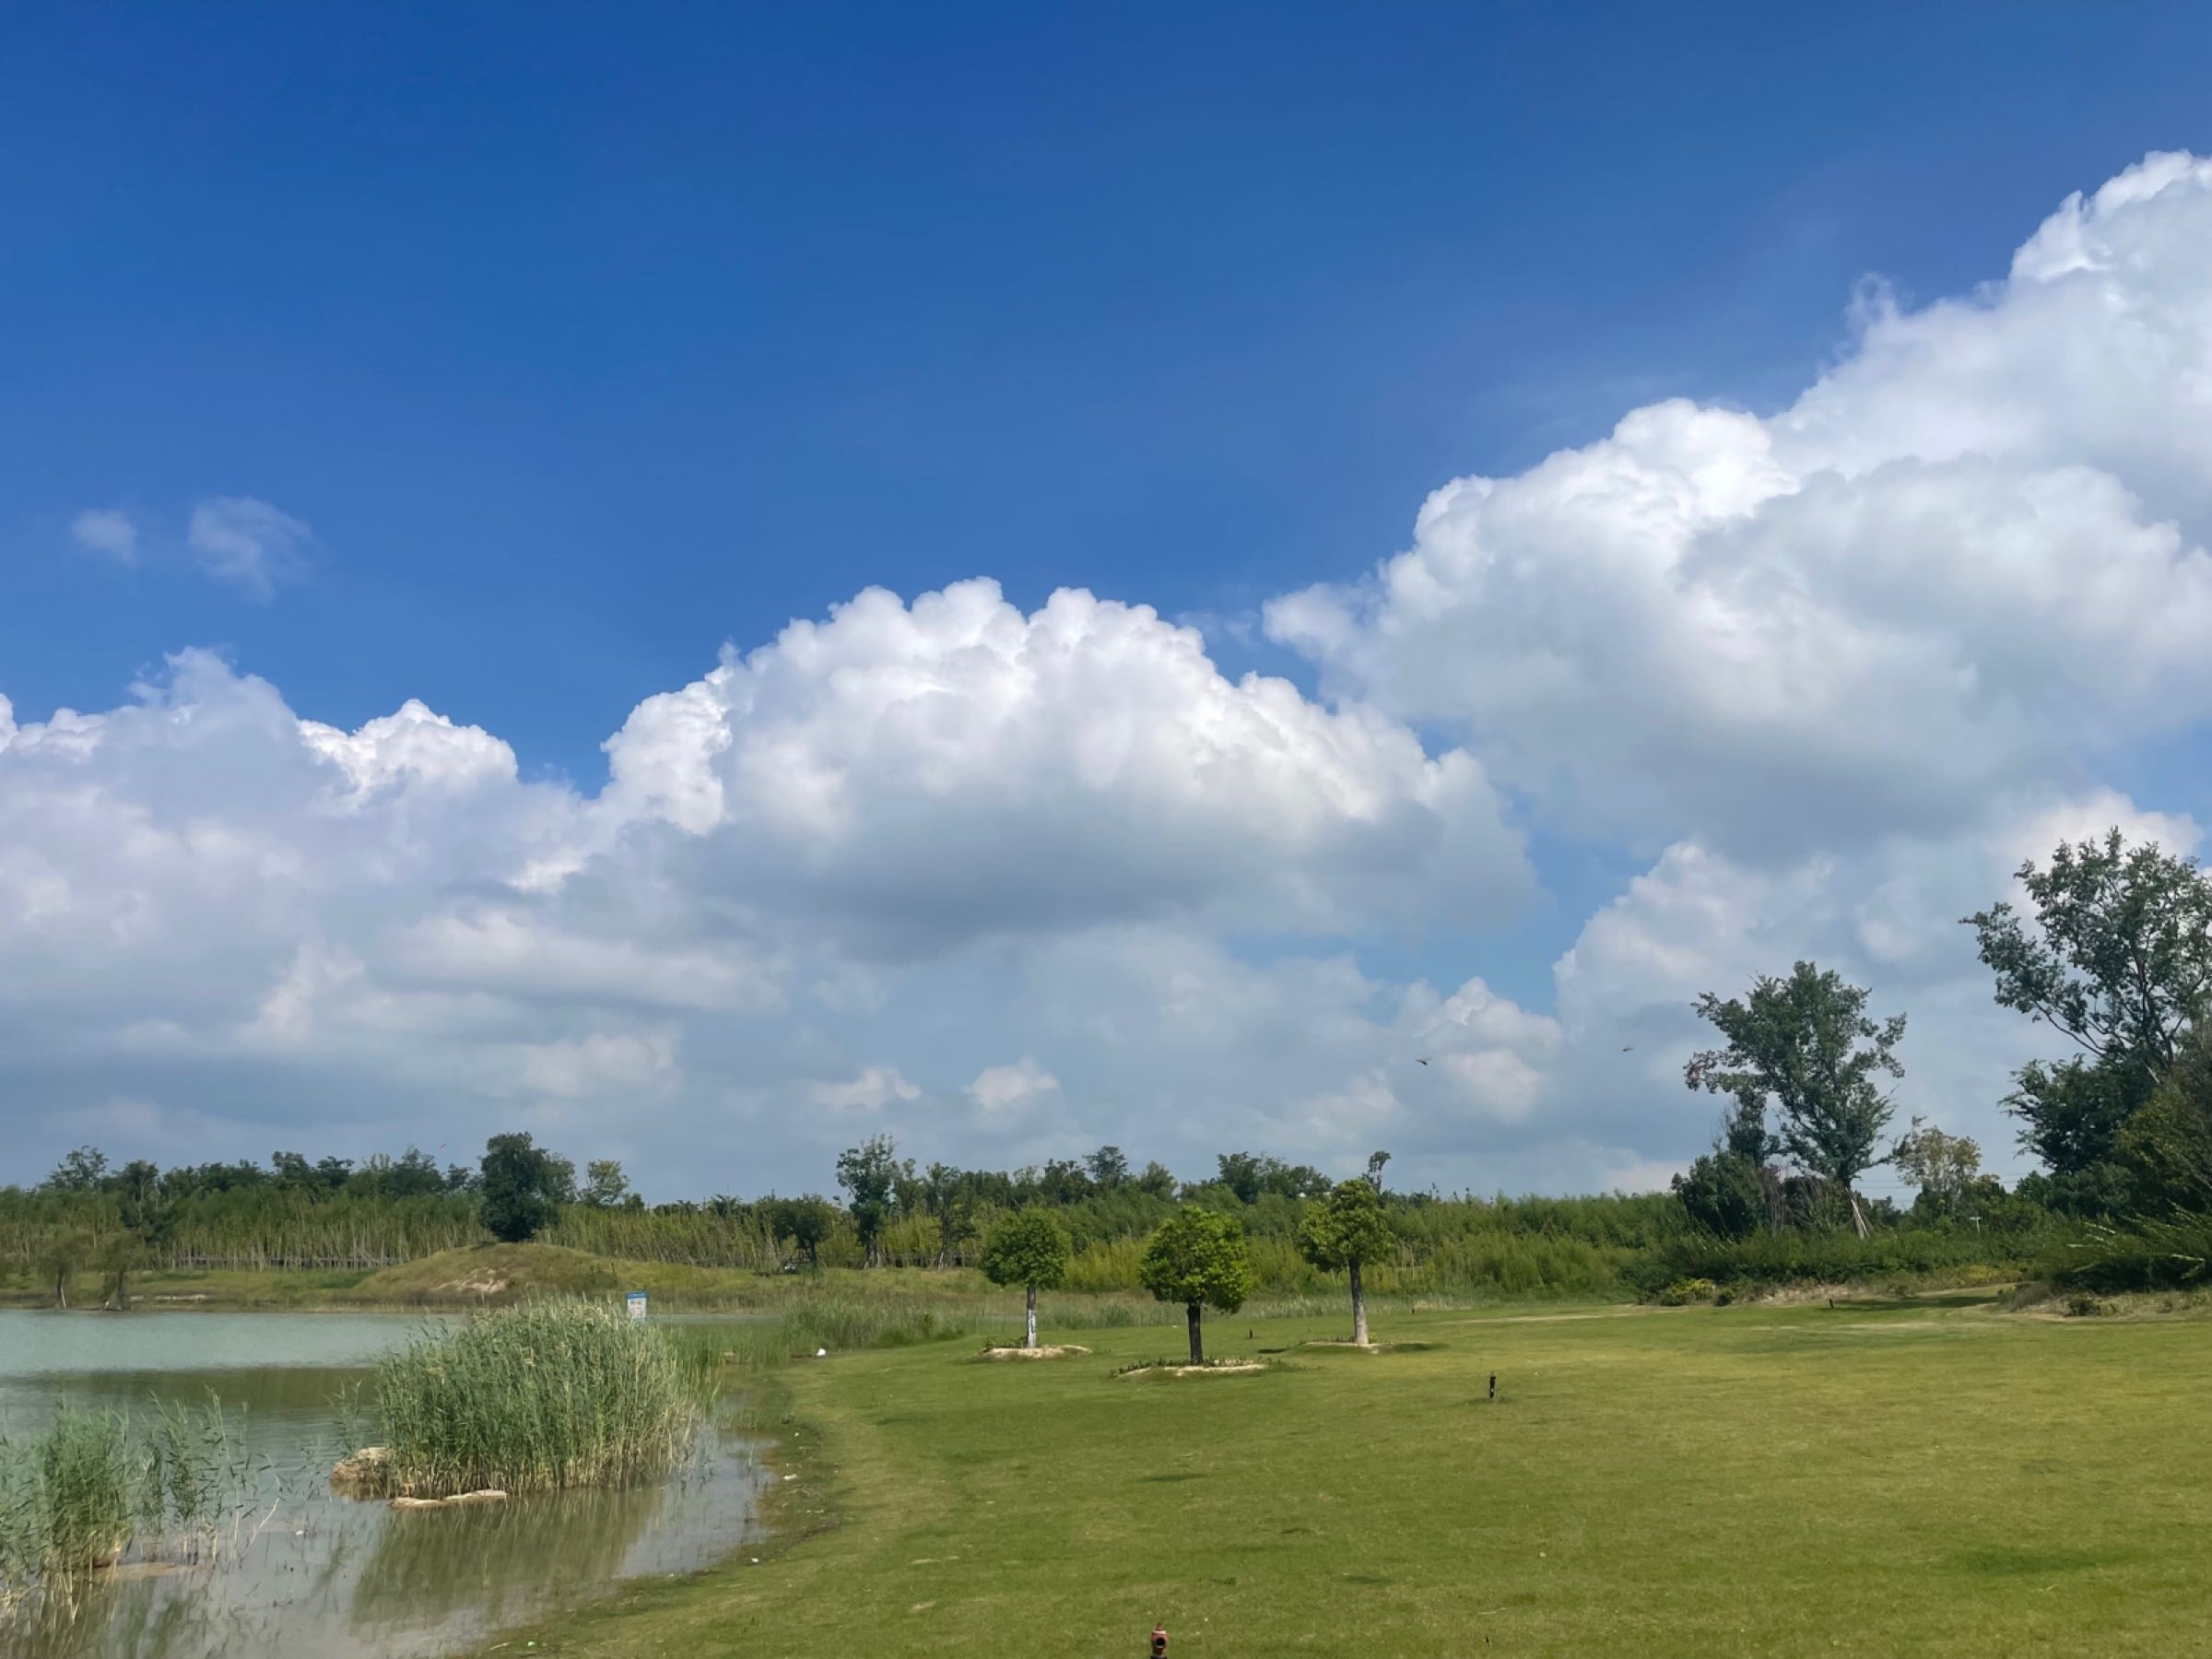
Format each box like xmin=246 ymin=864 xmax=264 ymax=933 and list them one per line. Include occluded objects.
xmin=365 ymin=1299 xmax=699 ymax=1498
xmin=0 ymin=1399 xmax=248 ymax=1619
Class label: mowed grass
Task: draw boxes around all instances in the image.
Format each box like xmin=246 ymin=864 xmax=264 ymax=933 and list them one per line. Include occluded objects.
xmin=488 ymin=1294 xmax=2212 ymax=1659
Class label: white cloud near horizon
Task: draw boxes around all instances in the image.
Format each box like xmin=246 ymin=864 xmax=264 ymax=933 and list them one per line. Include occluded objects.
xmin=10 ymin=154 xmax=2212 ymax=1197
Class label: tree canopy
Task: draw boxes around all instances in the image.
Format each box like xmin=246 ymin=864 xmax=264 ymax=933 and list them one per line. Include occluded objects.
xmin=1965 ymin=830 xmax=2212 ymax=1181
xmin=1686 ymin=961 xmax=1905 ymax=1208
xmin=836 ymin=1135 xmax=909 ymax=1264
xmin=1296 ymin=1179 xmax=1394 ymax=1276
xmin=479 ymin=1133 xmax=574 ymax=1243
xmin=1137 ymin=1206 xmax=1255 ymax=1362
xmin=980 ymin=1207 xmax=1072 ymax=1294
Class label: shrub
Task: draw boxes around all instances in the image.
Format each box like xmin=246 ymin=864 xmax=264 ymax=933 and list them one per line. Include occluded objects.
xmin=1656 ymin=1277 xmax=1718 ymax=1306
xmin=2041 ymin=1214 xmax=2212 ymax=1293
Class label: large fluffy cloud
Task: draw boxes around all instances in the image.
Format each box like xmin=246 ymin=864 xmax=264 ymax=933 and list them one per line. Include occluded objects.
xmin=1268 ymin=152 xmax=2212 ymax=857
xmin=0 ymin=593 xmax=1534 ymax=1190
xmin=587 ymin=580 xmax=1529 ymax=956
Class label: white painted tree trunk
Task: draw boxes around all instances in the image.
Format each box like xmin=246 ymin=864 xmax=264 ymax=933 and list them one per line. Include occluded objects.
xmin=1025 ymin=1283 xmax=1038 ymax=1348
xmin=1350 ymin=1257 xmax=1369 ymax=1346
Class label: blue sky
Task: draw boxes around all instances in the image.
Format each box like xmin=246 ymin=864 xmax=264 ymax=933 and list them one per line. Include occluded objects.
xmin=6 ymin=6 xmax=2212 ymax=1195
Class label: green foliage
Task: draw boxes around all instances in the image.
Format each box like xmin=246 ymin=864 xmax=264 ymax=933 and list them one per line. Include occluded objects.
xmin=582 ymin=1159 xmax=633 ymax=1208
xmin=1214 ymin=1151 xmax=1329 ymax=1204
xmin=479 ymin=1133 xmax=573 ymax=1244
xmin=1671 ymin=1152 xmax=1767 ymax=1240
xmin=1889 ymin=1118 xmax=1983 ymax=1215
xmin=979 ymin=1209 xmax=1072 ymax=1292
xmin=1656 ymin=1277 xmax=1718 ymax=1306
xmin=1138 ymin=1207 xmax=1256 ymax=1313
xmin=0 ymin=1398 xmax=247 ymax=1613
xmin=1966 ymin=828 xmax=2212 ymax=1174
xmin=835 ymin=1135 xmax=908 ymax=1264
xmin=1628 ymin=1222 xmax=2048 ymax=1295
xmin=1686 ymin=960 xmax=1905 ymax=1192
xmin=2044 ymin=1213 xmax=2212 ymax=1293
xmin=1138 ymin=1207 xmax=1255 ymax=1360
xmin=46 ymin=1147 xmax=109 ymax=1193
xmin=2115 ymin=1022 xmax=2212 ymax=1210
xmin=1294 ymin=1179 xmax=1394 ymax=1273
xmin=369 ymin=1299 xmax=698 ymax=1497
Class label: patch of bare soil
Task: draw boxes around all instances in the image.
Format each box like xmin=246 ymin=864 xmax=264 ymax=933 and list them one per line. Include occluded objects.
xmin=436 ymin=1269 xmax=512 ymax=1296
xmin=1117 ymin=1361 xmax=1266 ymax=1378
xmin=976 ymin=1344 xmax=1091 ymax=1360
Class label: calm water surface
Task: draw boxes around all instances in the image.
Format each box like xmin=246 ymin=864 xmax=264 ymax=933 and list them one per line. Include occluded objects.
xmin=0 ymin=1310 xmax=768 ymax=1659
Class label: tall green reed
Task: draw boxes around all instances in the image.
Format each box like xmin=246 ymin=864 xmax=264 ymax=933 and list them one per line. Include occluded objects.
xmin=368 ymin=1299 xmax=700 ymax=1498
xmin=0 ymin=1397 xmax=249 ymax=1621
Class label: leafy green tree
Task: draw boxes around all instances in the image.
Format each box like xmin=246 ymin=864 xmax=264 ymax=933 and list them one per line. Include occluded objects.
xmin=97 ymin=1231 xmax=145 ymax=1310
xmin=1083 ymin=1146 xmax=1130 ymax=1190
xmin=1364 ymin=1149 xmax=1392 ymax=1192
xmin=2115 ymin=1021 xmax=2212 ymax=1210
xmin=1671 ymin=1151 xmax=1767 ymax=1239
xmin=1889 ymin=1118 xmax=1982 ymax=1217
xmin=478 ymin=1133 xmax=571 ymax=1243
xmin=582 ymin=1159 xmax=632 ymax=1208
xmin=1686 ymin=961 xmax=1905 ymax=1233
xmin=1132 ymin=1160 xmax=1178 ymax=1198
xmin=46 ymin=1147 xmax=109 ymax=1192
xmin=1297 ymin=1179 xmax=1395 ymax=1344
xmin=36 ymin=1229 xmax=90 ymax=1308
xmin=1137 ymin=1207 xmax=1255 ymax=1363
xmin=1965 ymin=830 xmax=2212 ymax=1177
xmin=979 ymin=1208 xmax=1072 ymax=1348
xmin=835 ymin=1135 xmax=907 ymax=1265
xmin=772 ymin=1194 xmax=836 ymax=1265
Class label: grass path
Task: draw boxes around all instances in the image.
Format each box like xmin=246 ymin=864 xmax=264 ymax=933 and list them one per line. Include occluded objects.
xmin=484 ymin=1296 xmax=2212 ymax=1657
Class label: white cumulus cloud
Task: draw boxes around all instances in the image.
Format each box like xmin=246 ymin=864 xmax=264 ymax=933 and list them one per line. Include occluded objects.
xmin=1269 ymin=151 xmax=2212 ymax=858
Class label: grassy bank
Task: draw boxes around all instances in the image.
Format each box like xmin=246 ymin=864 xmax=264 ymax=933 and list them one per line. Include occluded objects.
xmin=1 ymin=1242 xmax=1638 ymax=1321
xmin=485 ymin=1291 xmax=2212 ymax=1659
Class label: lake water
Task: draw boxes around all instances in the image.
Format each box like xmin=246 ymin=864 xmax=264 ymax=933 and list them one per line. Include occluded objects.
xmin=0 ymin=1310 xmax=769 ymax=1659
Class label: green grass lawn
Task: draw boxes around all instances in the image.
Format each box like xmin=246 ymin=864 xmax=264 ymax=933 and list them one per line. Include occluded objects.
xmin=490 ymin=1293 xmax=2212 ymax=1658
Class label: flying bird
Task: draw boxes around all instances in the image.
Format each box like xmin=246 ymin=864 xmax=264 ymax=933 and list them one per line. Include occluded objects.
xmin=1416 ymin=1058 xmax=1430 ymax=1065
xmin=1621 ymin=1046 xmax=1634 ymax=1052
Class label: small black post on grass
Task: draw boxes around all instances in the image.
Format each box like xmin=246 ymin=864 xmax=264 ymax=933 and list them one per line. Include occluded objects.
xmin=1488 ymin=1372 xmax=1497 ymax=1401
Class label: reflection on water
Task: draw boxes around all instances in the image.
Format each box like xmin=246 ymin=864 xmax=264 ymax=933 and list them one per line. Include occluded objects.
xmin=0 ymin=1311 xmax=767 ymax=1659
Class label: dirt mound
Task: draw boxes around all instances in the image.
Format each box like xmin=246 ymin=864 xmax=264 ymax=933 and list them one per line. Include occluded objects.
xmin=1117 ymin=1361 xmax=1266 ymax=1379
xmin=977 ymin=1344 xmax=1090 ymax=1360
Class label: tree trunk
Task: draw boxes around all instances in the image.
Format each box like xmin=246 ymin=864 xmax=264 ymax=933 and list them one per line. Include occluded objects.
xmin=1186 ymin=1302 xmax=1204 ymax=1364
xmin=53 ymin=1270 xmax=67 ymax=1310
xmin=1848 ymin=1187 xmax=1870 ymax=1239
xmin=1350 ymin=1257 xmax=1369 ymax=1346
xmin=1025 ymin=1283 xmax=1039 ymax=1349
